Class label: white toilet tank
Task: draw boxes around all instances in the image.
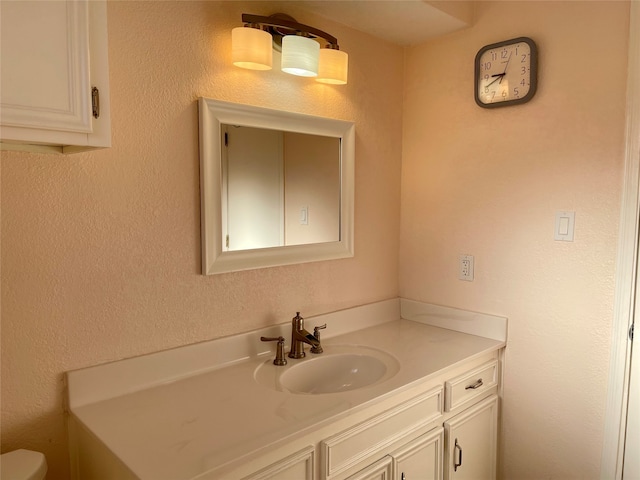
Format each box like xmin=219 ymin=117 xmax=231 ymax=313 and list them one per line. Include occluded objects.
xmin=0 ymin=449 xmax=47 ymax=480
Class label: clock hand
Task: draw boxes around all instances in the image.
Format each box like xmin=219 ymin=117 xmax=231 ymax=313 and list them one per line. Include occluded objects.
xmin=487 ymin=52 xmax=513 ymax=88
xmin=501 ymin=52 xmax=513 ymax=74
xmin=498 ymin=52 xmax=513 ymax=83
xmin=486 ymin=73 xmax=505 ymax=87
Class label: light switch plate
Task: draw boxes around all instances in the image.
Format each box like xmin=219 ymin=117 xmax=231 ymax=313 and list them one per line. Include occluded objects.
xmin=554 ymin=211 xmax=575 ymax=241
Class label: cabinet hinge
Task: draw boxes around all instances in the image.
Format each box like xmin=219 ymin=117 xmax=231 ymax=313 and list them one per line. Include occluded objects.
xmin=630 ymin=323 xmax=635 ymax=341
xmin=224 ymin=132 xmax=229 ymax=146
xmin=91 ymin=87 xmax=100 ymax=119
xmin=226 ymin=235 xmax=229 ymax=249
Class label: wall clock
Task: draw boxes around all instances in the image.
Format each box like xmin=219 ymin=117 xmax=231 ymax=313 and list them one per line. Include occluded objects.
xmin=475 ymin=36 xmax=538 ymax=108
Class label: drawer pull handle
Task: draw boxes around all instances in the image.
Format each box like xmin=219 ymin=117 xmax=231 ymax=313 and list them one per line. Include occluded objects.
xmin=465 ymin=378 xmax=483 ymax=390
xmin=454 ymin=438 xmax=463 ymax=471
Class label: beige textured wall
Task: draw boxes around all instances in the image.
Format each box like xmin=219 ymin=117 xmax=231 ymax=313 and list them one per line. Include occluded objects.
xmin=0 ymin=2 xmax=403 ymax=477
xmin=401 ymin=1 xmax=629 ymax=478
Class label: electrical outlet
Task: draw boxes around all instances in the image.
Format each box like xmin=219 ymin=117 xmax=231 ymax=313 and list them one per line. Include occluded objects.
xmin=459 ymin=254 xmax=474 ymax=281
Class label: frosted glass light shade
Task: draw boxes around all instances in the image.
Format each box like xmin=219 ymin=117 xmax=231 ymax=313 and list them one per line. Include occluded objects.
xmin=281 ymin=35 xmax=319 ymax=77
xmin=232 ymin=27 xmax=272 ymax=70
xmin=316 ymin=48 xmax=348 ymax=85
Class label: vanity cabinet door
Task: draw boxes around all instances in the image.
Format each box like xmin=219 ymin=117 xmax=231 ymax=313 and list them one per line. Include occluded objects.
xmin=393 ymin=427 xmax=443 ymax=480
xmin=444 ymin=395 xmax=498 ymax=480
xmin=345 ymin=456 xmax=393 ymax=480
xmin=0 ymin=0 xmax=111 ymax=153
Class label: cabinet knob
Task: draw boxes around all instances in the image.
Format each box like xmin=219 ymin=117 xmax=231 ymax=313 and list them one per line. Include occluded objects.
xmin=465 ymin=378 xmax=483 ymax=390
xmin=92 ymin=87 xmax=100 ymax=119
xmin=454 ymin=438 xmax=463 ymax=472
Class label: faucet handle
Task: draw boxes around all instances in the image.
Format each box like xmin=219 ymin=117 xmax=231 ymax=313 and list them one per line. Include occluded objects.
xmin=260 ymin=336 xmax=287 ymax=366
xmin=313 ymin=323 xmax=327 ymax=337
xmin=310 ymin=324 xmax=326 ymax=354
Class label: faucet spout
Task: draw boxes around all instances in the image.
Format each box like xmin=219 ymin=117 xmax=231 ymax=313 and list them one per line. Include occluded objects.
xmin=295 ymin=329 xmax=321 ymax=348
xmin=288 ymin=312 xmax=322 ymax=359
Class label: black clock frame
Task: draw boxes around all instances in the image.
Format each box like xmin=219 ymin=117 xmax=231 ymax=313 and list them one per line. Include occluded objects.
xmin=474 ymin=36 xmax=538 ymax=109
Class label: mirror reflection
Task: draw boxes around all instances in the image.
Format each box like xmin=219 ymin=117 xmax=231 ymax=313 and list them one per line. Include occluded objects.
xmin=198 ymin=97 xmax=354 ymax=275
xmin=222 ymin=125 xmax=341 ymax=251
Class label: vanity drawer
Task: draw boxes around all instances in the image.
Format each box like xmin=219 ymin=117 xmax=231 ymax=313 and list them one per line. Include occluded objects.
xmin=321 ymin=387 xmax=442 ymax=478
xmin=444 ymin=360 xmax=498 ymax=413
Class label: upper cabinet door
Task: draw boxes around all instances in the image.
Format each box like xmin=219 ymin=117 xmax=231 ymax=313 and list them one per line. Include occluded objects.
xmin=0 ymin=0 xmax=111 ymax=154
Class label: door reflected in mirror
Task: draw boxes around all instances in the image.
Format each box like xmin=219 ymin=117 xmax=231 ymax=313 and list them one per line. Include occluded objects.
xmin=222 ymin=125 xmax=340 ymax=251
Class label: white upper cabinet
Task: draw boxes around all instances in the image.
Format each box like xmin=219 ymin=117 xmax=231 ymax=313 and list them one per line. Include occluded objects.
xmin=0 ymin=0 xmax=111 ymax=154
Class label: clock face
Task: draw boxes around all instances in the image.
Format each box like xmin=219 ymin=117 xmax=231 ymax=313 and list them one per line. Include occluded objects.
xmin=475 ymin=37 xmax=538 ymax=108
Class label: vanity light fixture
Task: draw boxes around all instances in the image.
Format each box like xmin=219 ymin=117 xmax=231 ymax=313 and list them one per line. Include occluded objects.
xmin=232 ymin=13 xmax=348 ymax=85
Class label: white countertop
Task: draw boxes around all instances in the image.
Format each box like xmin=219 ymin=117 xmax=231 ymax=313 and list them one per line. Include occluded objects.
xmin=69 ymin=300 xmax=506 ymax=480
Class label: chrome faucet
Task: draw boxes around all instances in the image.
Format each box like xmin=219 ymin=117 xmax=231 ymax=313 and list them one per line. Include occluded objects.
xmin=288 ymin=312 xmax=323 ymax=359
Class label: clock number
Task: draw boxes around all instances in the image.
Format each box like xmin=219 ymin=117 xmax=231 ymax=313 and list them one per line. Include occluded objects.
xmin=521 ymin=54 xmax=528 ymax=63
xmin=501 ymin=49 xmax=509 ymax=59
xmin=482 ymin=61 xmax=492 ymax=71
xmin=491 ymin=51 xmax=497 ymax=61
xmin=520 ymin=79 xmax=526 ymax=86
xmin=513 ymin=86 xmax=519 ymax=96
xmin=521 ymin=66 xmax=527 ymax=75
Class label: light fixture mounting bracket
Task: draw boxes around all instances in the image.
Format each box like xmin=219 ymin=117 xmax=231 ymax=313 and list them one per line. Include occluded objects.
xmin=241 ymin=13 xmax=339 ymax=51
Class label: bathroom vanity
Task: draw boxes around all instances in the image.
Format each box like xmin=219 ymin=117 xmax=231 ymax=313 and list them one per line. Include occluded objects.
xmin=66 ymin=299 xmax=506 ymax=479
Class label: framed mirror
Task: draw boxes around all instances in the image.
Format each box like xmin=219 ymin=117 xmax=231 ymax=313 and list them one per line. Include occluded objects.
xmin=198 ymin=98 xmax=355 ymax=275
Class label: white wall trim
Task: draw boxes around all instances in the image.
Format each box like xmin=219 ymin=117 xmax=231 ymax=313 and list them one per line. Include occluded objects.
xmin=601 ymin=2 xmax=640 ymax=478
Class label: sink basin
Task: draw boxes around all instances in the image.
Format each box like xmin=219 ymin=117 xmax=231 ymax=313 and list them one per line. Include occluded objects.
xmin=254 ymin=345 xmax=400 ymax=394
xmin=280 ymin=353 xmax=389 ymax=394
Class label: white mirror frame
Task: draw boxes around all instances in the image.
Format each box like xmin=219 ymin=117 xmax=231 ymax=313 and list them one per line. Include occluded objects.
xmin=198 ymin=98 xmax=355 ymax=275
